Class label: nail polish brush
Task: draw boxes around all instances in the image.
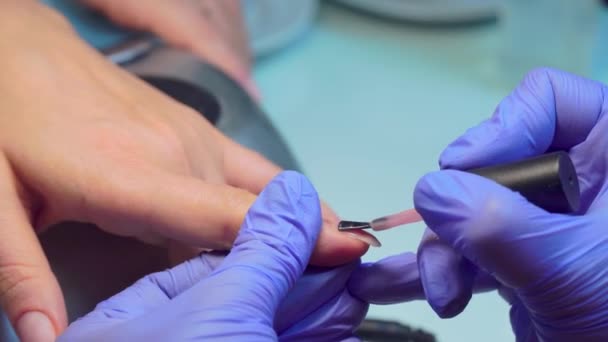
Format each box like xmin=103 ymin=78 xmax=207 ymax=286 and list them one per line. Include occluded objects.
xmin=339 ymin=151 xmax=580 ymax=232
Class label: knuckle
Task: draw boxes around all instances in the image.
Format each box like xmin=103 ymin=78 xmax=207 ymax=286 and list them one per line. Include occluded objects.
xmin=0 ymin=263 xmax=41 ymax=305
xmin=147 ymin=119 xmax=189 ymax=157
xmin=219 ymin=187 xmax=255 ymax=245
xmin=86 ymin=123 xmax=139 ymax=155
xmin=87 ymin=119 xmax=190 ymax=172
xmin=225 ymin=186 xmax=255 ymax=214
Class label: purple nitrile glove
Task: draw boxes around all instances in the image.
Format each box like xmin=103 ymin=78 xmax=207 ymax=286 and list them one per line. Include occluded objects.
xmin=58 ymin=171 xmax=369 ymax=342
xmin=414 ymin=68 xmax=608 ymax=341
xmin=347 ymin=250 xmax=496 ymax=306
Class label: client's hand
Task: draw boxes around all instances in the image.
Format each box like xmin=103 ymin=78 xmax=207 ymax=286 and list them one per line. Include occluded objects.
xmin=0 ymin=4 xmax=369 ymax=341
xmin=59 ymin=172 xmax=369 ymax=341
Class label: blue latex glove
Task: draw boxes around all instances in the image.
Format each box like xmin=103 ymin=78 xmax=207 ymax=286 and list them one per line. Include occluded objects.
xmin=59 ymin=171 xmax=368 ymax=341
xmin=412 ymin=68 xmax=608 ymax=341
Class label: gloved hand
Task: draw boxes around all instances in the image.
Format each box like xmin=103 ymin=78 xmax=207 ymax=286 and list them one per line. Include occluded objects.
xmin=413 ymin=68 xmax=608 ymax=341
xmin=59 ymin=172 xmax=369 ymax=341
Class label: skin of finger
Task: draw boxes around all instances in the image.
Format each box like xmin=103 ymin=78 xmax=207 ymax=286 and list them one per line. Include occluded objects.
xmin=87 ymin=168 xmax=256 ymax=249
xmin=220 ymin=135 xmax=284 ymax=195
xmin=0 ymin=156 xmax=67 ymax=336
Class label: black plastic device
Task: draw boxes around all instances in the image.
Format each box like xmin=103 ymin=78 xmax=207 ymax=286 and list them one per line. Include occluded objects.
xmin=467 ymin=151 xmax=580 ymax=213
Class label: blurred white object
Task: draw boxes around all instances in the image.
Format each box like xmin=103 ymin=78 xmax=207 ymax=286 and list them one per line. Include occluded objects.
xmin=498 ymin=0 xmax=602 ymax=82
xmin=334 ymin=0 xmax=500 ymax=23
xmin=242 ymin=0 xmax=320 ymax=58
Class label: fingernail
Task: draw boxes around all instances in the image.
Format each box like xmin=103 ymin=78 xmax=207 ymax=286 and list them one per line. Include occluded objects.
xmin=16 ymin=311 xmax=55 ymax=342
xmin=347 ymin=231 xmax=381 ymax=247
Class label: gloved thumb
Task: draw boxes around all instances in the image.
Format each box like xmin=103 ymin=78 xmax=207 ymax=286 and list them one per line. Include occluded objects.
xmin=414 ymin=170 xmax=571 ymax=289
xmin=143 ymin=171 xmax=322 ymax=340
xmin=191 ymin=171 xmax=321 ymax=310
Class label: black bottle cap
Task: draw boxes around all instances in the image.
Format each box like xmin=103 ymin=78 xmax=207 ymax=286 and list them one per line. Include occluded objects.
xmin=467 ymin=151 xmax=580 ymax=213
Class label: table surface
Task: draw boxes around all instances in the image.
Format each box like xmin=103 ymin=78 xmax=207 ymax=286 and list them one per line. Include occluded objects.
xmin=254 ymin=3 xmax=608 ymax=342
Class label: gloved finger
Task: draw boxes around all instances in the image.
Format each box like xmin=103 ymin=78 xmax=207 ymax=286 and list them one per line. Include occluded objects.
xmin=417 ymin=228 xmax=501 ymax=318
xmin=276 ymin=262 xmax=367 ymax=341
xmin=57 ymin=274 xmax=174 ymax=342
xmin=348 ymin=252 xmax=423 ymax=304
xmin=509 ymin=304 xmax=538 ymax=342
xmin=150 ymin=251 xmax=225 ymax=298
xmin=347 ymin=249 xmax=497 ymax=309
xmin=279 ymin=291 xmax=367 ymax=342
xmin=186 ymin=170 xmax=321 ymax=310
xmin=83 ymin=257 xmax=361 ymax=339
xmin=0 ymin=157 xmax=66 ymax=342
xmin=571 ymin=115 xmax=608 ymax=213
xmin=417 ymin=228 xmax=476 ymax=318
xmin=85 ymin=251 xmax=224 ymax=319
xmin=275 ymin=262 xmax=360 ymax=333
xmin=414 ymin=170 xmax=572 ymax=289
xmin=440 ymin=68 xmax=606 ymax=170
xmin=498 ymin=288 xmax=538 ymax=342
xmin=107 ymin=251 xmax=226 ymax=312
xmin=222 ymin=137 xmax=371 ymax=267
xmin=57 ymin=252 xmax=227 ymax=341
